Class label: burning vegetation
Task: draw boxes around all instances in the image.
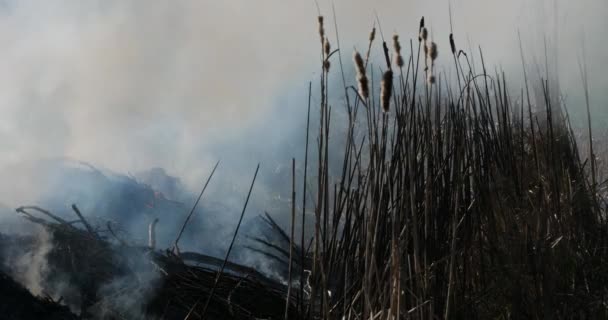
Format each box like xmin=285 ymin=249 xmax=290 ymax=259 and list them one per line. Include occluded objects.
xmin=0 ymin=12 xmax=607 ymax=320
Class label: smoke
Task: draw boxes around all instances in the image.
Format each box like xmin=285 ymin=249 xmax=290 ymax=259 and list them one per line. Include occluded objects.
xmin=10 ymin=226 xmax=52 ymax=296
xmin=0 ymin=0 xmax=604 ymax=258
xmin=0 ymin=0 xmax=605 ymax=273
xmin=0 ymin=0 xmax=605 ymax=193
xmin=0 ymin=0 xmax=605 ymax=316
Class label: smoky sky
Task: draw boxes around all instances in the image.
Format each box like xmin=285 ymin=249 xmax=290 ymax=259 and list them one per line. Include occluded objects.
xmin=0 ymin=0 xmax=606 ymax=199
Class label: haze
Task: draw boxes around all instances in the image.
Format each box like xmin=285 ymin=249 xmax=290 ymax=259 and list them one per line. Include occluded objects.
xmin=0 ymin=0 xmax=606 ymax=201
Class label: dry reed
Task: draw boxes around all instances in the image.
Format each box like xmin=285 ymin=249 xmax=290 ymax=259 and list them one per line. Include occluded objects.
xmin=265 ymin=14 xmax=608 ymax=320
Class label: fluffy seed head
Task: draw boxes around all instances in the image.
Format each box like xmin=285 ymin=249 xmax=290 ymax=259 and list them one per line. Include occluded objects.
xmin=369 ymin=27 xmax=376 ymax=42
xmin=358 ymin=75 xmax=369 ymax=99
xmin=392 ymin=34 xmax=401 ymax=54
xmin=392 ymin=35 xmax=403 ymax=68
xmin=353 ymin=51 xmax=368 ymax=99
xmin=449 ymin=33 xmax=456 ymax=54
xmin=418 ymin=17 xmax=425 ymax=41
xmin=318 ymin=16 xmax=325 ymax=41
xmin=394 ymin=54 xmax=404 ymax=68
xmin=428 ymin=42 xmax=438 ymax=61
xmin=421 ymin=27 xmax=428 ymax=41
xmin=324 ymin=38 xmax=331 ymax=56
xmin=353 ymin=51 xmax=365 ymax=74
xmin=381 ymin=70 xmax=393 ymax=112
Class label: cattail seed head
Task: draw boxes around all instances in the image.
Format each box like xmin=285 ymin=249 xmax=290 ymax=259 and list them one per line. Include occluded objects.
xmin=392 ymin=34 xmax=403 ymax=68
xmin=424 ymin=42 xmax=428 ymax=57
xmin=392 ymin=34 xmax=401 ymax=54
xmin=428 ymin=42 xmax=438 ymax=61
xmin=381 ymin=70 xmax=393 ymax=112
xmin=353 ymin=51 xmax=369 ymax=99
xmin=318 ymin=16 xmax=325 ymax=42
xmin=324 ymin=38 xmax=331 ymax=56
xmin=369 ymin=27 xmax=376 ymax=42
xmin=449 ymin=33 xmax=456 ymax=54
xmin=427 ymin=73 xmax=436 ymax=84
xmin=421 ymin=27 xmax=428 ymax=41
xmin=418 ymin=16 xmax=425 ymax=41
xmin=353 ymin=51 xmax=365 ymax=74
xmin=395 ymin=54 xmax=404 ymax=68
xmin=323 ymin=60 xmax=331 ymax=71
xmin=358 ymin=74 xmax=369 ymax=99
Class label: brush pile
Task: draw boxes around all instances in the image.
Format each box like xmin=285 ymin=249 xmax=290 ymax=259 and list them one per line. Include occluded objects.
xmin=5 ymin=205 xmax=298 ymax=319
xmin=146 ymin=253 xmax=297 ymax=319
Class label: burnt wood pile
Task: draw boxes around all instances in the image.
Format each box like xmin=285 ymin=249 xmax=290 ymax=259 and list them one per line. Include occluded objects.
xmin=1 ymin=205 xmax=299 ymax=320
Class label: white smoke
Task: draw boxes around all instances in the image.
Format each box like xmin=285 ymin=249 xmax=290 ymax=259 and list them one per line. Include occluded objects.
xmin=0 ymin=0 xmax=605 ymax=194
xmin=11 ymin=226 xmax=52 ymax=296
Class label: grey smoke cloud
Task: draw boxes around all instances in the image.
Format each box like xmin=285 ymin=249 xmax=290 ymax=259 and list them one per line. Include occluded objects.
xmin=0 ymin=0 xmax=606 ymax=197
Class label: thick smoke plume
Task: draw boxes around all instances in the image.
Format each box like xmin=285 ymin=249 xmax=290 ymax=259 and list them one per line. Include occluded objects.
xmin=0 ymin=0 xmax=606 ymax=193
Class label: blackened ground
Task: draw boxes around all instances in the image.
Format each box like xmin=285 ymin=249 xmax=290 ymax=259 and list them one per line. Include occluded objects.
xmin=0 ymin=271 xmax=77 ymax=320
